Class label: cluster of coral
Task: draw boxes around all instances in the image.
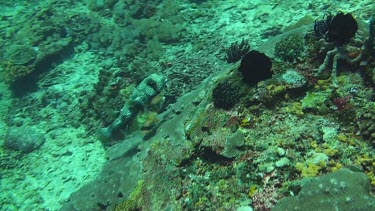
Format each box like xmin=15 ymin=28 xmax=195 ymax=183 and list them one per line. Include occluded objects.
xmin=1 ymin=0 xmax=375 ymax=211
xmin=117 ymin=10 xmax=375 ymax=211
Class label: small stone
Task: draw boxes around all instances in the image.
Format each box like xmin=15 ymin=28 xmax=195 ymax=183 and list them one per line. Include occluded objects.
xmin=276 ymin=147 xmax=286 ymax=156
xmin=236 ymin=206 xmax=254 ymax=211
xmin=266 ymin=165 xmax=275 ymax=173
xmin=11 ymin=117 xmax=24 ymax=127
xmin=275 ymin=157 xmax=290 ymax=168
xmin=4 ymin=126 xmax=45 ymax=154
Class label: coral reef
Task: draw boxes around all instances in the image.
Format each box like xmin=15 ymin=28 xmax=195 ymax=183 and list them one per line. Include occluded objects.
xmin=0 ymin=45 xmax=37 ymax=83
xmin=300 ymin=90 xmax=331 ymax=113
xmin=281 ymin=69 xmax=306 ymax=88
xmin=138 ymin=139 xmax=193 ymax=210
xmin=2 ymin=1 xmax=375 ymax=211
xmin=315 ymin=45 xmax=362 ymax=86
xmin=113 ymin=180 xmax=144 ymax=211
xmin=200 ymin=128 xmax=245 ymax=159
xmin=275 ymin=34 xmax=305 ymax=63
xmin=0 ymin=61 xmax=34 ymax=84
xmin=6 ymin=44 xmax=37 ymax=65
xmin=357 ymin=102 xmax=375 ymax=145
xmin=0 ymin=1 xmax=90 ymax=91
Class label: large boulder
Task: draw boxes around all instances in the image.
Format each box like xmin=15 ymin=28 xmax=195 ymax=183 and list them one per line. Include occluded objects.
xmin=3 ymin=126 xmax=45 ymax=154
xmin=272 ymin=168 xmax=375 ymax=211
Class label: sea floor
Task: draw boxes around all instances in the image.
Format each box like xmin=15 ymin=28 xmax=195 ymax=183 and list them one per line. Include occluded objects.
xmin=0 ymin=0 xmax=375 ymax=210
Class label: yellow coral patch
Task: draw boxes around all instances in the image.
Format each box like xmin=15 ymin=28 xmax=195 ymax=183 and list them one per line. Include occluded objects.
xmin=240 ymin=117 xmax=252 ymax=128
xmin=337 ymin=133 xmax=357 ymax=146
xmin=323 ymin=148 xmax=339 ymax=157
xmin=114 ymin=180 xmax=144 ymax=211
xmin=295 ymin=162 xmax=322 ymax=178
xmin=284 ymin=102 xmax=304 ymax=117
xmin=266 ymin=84 xmax=286 ymax=95
xmin=248 ymin=185 xmax=257 ymax=198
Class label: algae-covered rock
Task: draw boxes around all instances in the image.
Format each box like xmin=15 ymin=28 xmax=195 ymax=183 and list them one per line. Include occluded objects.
xmin=272 ymin=168 xmax=375 ymax=211
xmin=301 ymin=90 xmax=331 ymax=112
xmin=0 ymin=44 xmax=37 ymax=83
xmin=113 ymin=180 xmax=144 ymax=211
xmin=201 ymin=128 xmax=244 ymax=159
xmin=281 ymin=69 xmax=306 ymax=88
xmin=7 ymin=45 xmax=37 ymax=65
xmin=358 ymin=102 xmax=375 ymax=144
xmin=212 ymin=81 xmax=240 ymax=110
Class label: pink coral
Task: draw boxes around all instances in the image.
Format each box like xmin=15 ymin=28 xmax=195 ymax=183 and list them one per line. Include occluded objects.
xmin=252 ymin=171 xmax=281 ymax=211
xmin=252 ymin=184 xmax=278 ymax=211
xmin=332 ymin=95 xmax=352 ymax=111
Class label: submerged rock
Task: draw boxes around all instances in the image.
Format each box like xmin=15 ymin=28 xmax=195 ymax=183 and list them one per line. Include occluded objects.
xmin=272 ymin=168 xmax=375 ymax=211
xmin=3 ymin=126 xmax=45 ymax=154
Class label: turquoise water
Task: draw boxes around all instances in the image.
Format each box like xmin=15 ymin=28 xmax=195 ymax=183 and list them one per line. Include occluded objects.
xmin=0 ymin=0 xmax=375 ymax=210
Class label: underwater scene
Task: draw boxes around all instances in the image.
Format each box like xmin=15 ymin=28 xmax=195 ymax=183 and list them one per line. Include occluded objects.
xmin=1 ymin=0 xmax=375 ymax=210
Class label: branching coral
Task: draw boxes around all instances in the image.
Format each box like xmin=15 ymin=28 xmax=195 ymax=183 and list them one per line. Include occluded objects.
xmin=313 ymin=12 xmax=361 ymax=86
xmin=315 ymin=45 xmax=362 ymax=86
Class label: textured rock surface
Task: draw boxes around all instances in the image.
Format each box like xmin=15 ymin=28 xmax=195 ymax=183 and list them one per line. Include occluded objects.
xmin=4 ymin=126 xmax=45 ymax=154
xmin=272 ymin=168 xmax=375 ymax=211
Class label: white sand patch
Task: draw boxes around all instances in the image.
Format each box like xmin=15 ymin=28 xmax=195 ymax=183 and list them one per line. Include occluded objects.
xmin=0 ymin=49 xmax=107 ymax=210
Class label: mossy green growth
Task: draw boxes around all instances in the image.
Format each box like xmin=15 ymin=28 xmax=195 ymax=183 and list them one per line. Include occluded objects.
xmin=0 ymin=61 xmax=34 ymax=83
xmin=1 ymin=44 xmax=38 ymax=83
xmin=295 ymin=162 xmax=321 ymax=178
xmin=301 ymin=90 xmax=331 ymax=112
xmin=284 ymin=102 xmax=304 ymax=117
xmin=141 ymin=40 xmax=164 ymax=59
xmin=275 ymin=34 xmax=305 ymax=63
xmin=133 ymin=17 xmax=184 ymax=43
xmin=114 ymin=180 xmax=144 ymax=211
